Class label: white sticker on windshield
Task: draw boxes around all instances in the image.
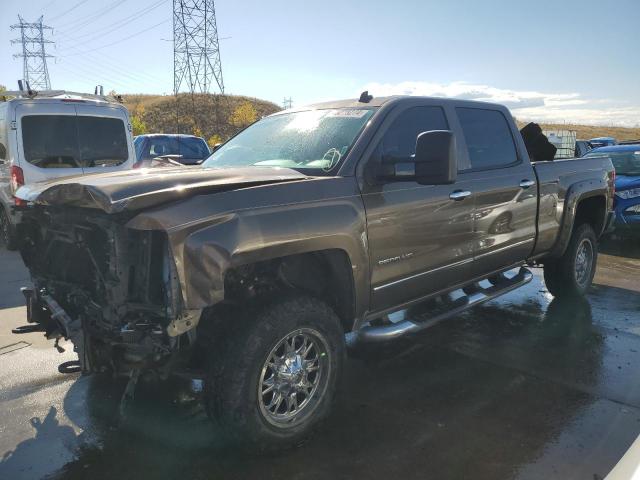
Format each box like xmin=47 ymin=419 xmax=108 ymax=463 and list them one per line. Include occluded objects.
xmin=326 ymin=109 xmax=369 ymax=118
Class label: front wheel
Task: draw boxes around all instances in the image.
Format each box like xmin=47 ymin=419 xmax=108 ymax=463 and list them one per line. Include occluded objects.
xmin=204 ymin=296 xmax=345 ymax=451
xmin=543 ymin=223 xmax=598 ymax=298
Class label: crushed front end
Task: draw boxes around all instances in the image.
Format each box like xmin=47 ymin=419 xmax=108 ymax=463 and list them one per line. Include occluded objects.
xmin=16 ymin=206 xmax=200 ymax=376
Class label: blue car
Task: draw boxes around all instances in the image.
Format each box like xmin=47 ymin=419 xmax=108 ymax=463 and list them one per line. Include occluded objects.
xmin=585 ymin=144 xmax=640 ymax=236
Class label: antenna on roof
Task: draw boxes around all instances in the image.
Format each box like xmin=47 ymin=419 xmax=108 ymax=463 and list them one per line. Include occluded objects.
xmin=358 ymin=90 xmax=373 ymax=103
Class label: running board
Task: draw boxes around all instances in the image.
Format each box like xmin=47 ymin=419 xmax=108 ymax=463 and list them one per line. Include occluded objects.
xmin=349 ymin=267 xmax=533 ymax=344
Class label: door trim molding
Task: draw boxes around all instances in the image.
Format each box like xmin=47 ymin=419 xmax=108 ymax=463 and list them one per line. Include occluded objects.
xmin=373 ymin=257 xmax=473 ymax=292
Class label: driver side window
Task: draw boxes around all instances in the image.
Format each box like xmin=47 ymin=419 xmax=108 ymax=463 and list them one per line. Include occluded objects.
xmin=380 ymin=106 xmax=448 ymax=162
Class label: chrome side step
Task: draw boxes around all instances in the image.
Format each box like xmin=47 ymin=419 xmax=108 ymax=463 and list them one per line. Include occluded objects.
xmin=349 ymin=267 xmax=533 ymax=344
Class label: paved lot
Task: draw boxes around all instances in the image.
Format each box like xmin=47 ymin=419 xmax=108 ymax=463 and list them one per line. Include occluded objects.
xmin=1 ymin=242 xmax=640 ymax=480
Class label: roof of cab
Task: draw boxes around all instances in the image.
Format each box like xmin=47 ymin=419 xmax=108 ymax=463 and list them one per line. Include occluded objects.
xmin=277 ymin=95 xmax=507 ymax=114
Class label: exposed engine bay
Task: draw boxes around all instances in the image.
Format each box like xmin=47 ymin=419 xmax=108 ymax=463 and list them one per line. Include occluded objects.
xmin=17 ymin=206 xmax=200 ymax=376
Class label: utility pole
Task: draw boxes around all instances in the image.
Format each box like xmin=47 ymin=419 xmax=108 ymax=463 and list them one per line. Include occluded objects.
xmin=283 ymin=97 xmax=293 ymax=109
xmin=10 ymin=16 xmax=54 ymax=90
xmin=173 ymin=0 xmax=225 ymax=135
xmin=173 ymin=0 xmax=225 ymax=95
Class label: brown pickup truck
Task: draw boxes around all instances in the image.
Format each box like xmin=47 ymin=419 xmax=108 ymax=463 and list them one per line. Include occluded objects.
xmin=14 ymin=95 xmax=614 ymax=449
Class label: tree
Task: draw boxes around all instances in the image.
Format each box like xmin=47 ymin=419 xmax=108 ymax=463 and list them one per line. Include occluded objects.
xmin=131 ymin=115 xmax=147 ymax=136
xmin=192 ymin=125 xmax=204 ymax=138
xmin=130 ymin=104 xmax=148 ymax=136
xmin=231 ymin=101 xmax=258 ymax=129
xmin=207 ymin=134 xmax=223 ymax=149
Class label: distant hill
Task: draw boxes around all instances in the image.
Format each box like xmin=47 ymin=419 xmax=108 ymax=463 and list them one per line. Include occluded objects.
xmin=121 ymin=93 xmax=281 ymax=146
xmin=515 ymin=120 xmax=640 ymax=143
xmin=117 ymin=92 xmax=640 ymax=147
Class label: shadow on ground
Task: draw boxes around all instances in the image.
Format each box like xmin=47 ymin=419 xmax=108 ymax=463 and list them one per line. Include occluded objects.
xmin=4 ymin=288 xmax=633 ymax=480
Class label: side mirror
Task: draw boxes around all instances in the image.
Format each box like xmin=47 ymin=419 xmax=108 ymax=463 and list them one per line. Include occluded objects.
xmin=212 ymin=143 xmax=222 ymax=152
xmin=413 ymin=130 xmax=457 ymax=185
xmin=375 ymin=130 xmax=457 ymax=185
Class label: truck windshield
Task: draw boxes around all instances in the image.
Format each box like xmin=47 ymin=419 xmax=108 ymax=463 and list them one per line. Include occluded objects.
xmin=585 ymin=150 xmax=640 ymax=176
xmin=202 ymin=108 xmax=375 ymax=174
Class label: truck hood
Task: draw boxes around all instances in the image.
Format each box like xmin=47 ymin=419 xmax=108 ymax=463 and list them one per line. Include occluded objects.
xmin=15 ymin=166 xmax=308 ymax=214
xmin=615 ymin=174 xmax=640 ymax=191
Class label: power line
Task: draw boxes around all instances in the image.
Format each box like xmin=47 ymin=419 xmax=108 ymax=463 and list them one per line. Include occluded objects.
xmin=58 ymin=19 xmax=170 ymax=57
xmin=55 ymin=0 xmax=128 ymax=31
xmin=59 ymin=0 xmax=168 ymax=43
xmin=10 ymin=15 xmax=54 ymax=90
xmin=48 ymin=0 xmax=91 ymax=23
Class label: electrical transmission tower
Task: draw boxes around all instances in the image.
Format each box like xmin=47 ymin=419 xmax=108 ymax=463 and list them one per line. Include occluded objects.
xmin=173 ymin=0 xmax=225 ymax=95
xmin=283 ymin=97 xmax=293 ymax=109
xmin=10 ymin=16 xmax=54 ymax=90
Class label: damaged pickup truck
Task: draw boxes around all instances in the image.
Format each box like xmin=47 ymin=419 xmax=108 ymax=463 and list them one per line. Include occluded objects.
xmin=14 ymin=95 xmax=615 ymax=449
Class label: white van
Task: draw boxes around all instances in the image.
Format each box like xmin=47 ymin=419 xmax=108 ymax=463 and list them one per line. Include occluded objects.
xmin=0 ymin=90 xmax=135 ymax=249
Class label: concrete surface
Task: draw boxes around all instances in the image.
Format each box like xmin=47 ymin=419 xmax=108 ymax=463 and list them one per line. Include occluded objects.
xmin=1 ymin=240 xmax=640 ymax=480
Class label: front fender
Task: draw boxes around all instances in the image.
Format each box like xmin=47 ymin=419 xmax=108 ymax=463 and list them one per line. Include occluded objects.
xmin=126 ymin=177 xmax=370 ymax=319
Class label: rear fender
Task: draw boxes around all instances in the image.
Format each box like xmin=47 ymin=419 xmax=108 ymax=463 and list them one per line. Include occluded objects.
xmin=548 ymin=179 xmax=608 ymax=258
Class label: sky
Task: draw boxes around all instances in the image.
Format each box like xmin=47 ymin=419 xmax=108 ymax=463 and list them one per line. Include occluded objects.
xmin=1 ymin=0 xmax=639 ymax=126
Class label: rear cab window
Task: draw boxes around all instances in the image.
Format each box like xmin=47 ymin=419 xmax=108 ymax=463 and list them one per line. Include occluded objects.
xmin=456 ymin=108 xmax=518 ymax=170
xmin=21 ymin=115 xmax=128 ymax=169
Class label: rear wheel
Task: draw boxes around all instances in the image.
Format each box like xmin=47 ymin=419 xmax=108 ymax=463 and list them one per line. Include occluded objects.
xmin=204 ymin=296 xmax=344 ymax=451
xmin=543 ymin=223 xmax=597 ymax=298
xmin=0 ymin=207 xmax=17 ymax=251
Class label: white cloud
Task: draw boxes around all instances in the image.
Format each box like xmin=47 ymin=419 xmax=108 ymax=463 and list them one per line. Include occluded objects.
xmin=361 ymin=81 xmax=640 ymax=127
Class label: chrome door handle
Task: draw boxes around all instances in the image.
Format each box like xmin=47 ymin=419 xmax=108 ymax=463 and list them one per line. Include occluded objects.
xmin=449 ymin=190 xmax=471 ymax=201
xmin=520 ymin=179 xmax=535 ymax=189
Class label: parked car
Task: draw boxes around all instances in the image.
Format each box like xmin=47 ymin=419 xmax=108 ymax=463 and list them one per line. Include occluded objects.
xmin=589 ymin=136 xmax=617 ymax=148
xmin=133 ymin=134 xmax=211 ymax=167
xmin=0 ymin=89 xmax=135 ymax=250
xmin=585 ymin=144 xmax=640 ymax=236
xmin=575 ymin=139 xmax=592 ymax=157
xmin=14 ymin=94 xmax=614 ymax=450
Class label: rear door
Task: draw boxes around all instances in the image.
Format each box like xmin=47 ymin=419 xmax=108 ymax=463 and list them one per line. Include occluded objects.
xmin=455 ymin=106 xmax=537 ymax=276
xmin=15 ymin=102 xmax=84 ymax=183
xmin=75 ymin=104 xmax=133 ymax=174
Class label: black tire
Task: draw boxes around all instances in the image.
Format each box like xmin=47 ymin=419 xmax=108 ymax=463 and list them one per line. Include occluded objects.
xmin=0 ymin=207 xmax=17 ymax=251
xmin=543 ymin=223 xmax=598 ymax=298
xmin=204 ymin=296 xmax=345 ymax=451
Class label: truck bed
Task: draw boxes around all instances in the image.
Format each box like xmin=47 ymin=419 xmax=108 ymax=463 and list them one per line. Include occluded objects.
xmin=532 ymin=156 xmax=615 ymax=258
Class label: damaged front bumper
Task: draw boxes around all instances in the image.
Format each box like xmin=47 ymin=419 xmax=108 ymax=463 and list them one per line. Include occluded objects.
xmin=16 ymin=207 xmax=202 ymax=376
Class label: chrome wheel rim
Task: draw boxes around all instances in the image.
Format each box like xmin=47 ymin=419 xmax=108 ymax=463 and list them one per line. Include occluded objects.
xmin=574 ymin=238 xmax=594 ymax=287
xmin=258 ymin=328 xmax=330 ymax=428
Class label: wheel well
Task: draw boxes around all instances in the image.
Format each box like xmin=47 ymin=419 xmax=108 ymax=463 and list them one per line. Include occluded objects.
xmin=221 ymin=250 xmax=356 ymax=332
xmin=574 ymin=196 xmax=606 ymax=236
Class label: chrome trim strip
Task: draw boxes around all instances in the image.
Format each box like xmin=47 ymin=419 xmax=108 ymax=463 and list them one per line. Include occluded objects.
xmin=475 ymin=238 xmax=535 ymax=260
xmin=373 ymin=257 xmax=473 ymax=292
xmin=373 ymin=238 xmax=534 ymax=292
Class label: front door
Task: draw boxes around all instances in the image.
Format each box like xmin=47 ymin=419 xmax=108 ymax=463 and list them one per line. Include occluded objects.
xmin=361 ymin=104 xmax=476 ymax=313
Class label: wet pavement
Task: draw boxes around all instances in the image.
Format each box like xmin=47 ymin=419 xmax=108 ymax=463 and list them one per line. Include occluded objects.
xmin=1 ymin=240 xmax=640 ymax=479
